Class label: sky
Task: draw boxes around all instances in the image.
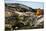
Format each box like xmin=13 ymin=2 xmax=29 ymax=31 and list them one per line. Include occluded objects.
xmin=5 ymin=0 xmax=44 ymax=9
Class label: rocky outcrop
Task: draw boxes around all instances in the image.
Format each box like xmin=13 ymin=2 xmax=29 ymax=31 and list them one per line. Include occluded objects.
xmin=5 ymin=3 xmax=44 ymax=30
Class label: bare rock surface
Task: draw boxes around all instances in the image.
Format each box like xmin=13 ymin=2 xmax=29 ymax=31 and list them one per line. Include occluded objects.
xmin=5 ymin=3 xmax=44 ymax=30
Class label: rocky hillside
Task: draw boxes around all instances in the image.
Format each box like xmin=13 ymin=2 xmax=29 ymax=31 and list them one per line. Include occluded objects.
xmin=5 ymin=3 xmax=44 ymax=30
